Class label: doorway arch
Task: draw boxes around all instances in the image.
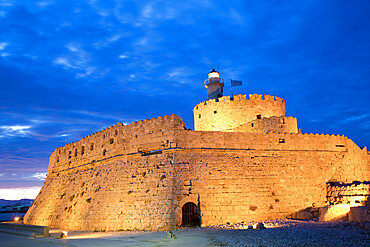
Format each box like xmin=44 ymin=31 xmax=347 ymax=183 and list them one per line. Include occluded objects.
xmin=181 ymin=202 xmax=200 ymax=227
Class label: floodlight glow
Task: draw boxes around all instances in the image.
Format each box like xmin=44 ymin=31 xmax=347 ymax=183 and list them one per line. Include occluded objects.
xmin=208 ymin=71 xmax=219 ymax=78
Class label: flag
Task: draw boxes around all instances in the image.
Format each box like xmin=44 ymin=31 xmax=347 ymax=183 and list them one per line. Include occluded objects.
xmin=231 ymin=80 xmax=242 ymax=87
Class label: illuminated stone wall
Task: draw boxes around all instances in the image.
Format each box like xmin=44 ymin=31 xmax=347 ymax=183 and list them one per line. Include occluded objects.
xmin=172 ymin=130 xmax=369 ymax=226
xmin=47 ymin=114 xmax=184 ymax=176
xmin=25 ymin=154 xmax=177 ymax=231
xmin=24 ymin=115 xmax=369 ymax=230
xmin=230 ymin=116 xmax=298 ymax=134
xmin=193 ymin=94 xmax=288 ymax=132
xmin=25 ymin=115 xmax=185 ymax=231
xmin=24 ymin=94 xmax=369 ymax=231
xmin=326 ymin=181 xmax=370 ymax=206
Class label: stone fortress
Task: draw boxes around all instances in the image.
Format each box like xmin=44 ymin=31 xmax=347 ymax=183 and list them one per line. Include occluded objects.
xmin=24 ymin=70 xmax=369 ymax=231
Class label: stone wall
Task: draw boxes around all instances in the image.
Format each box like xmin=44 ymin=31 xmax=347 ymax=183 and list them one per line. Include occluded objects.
xmin=24 ymin=114 xmax=370 ymax=230
xmin=326 ymin=181 xmax=370 ymax=206
xmin=229 ymin=116 xmax=298 ymax=134
xmin=48 ymin=114 xmax=185 ymax=176
xmin=193 ymin=94 xmax=287 ymax=131
xmin=172 ymin=130 xmax=369 ymax=226
xmin=26 ymin=153 xmax=177 ymax=231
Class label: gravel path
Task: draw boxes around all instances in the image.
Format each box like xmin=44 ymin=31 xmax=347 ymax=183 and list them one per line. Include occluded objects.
xmin=203 ymin=220 xmax=370 ymax=247
xmin=1 ymin=219 xmax=368 ymax=246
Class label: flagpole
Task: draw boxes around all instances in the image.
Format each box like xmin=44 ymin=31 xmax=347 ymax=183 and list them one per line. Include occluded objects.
xmin=231 ymin=80 xmax=234 ymax=100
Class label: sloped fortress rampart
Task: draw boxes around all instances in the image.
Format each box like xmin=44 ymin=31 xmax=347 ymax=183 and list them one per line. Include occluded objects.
xmin=24 ymin=71 xmax=370 ymax=231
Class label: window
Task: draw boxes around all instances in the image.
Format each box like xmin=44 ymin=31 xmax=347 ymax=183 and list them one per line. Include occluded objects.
xmin=110 ymin=138 xmax=114 ymax=144
xmin=279 ymin=138 xmax=285 ymax=143
xmin=214 ymin=111 xmax=217 ymax=114
xmin=115 ymin=130 xmax=119 ymax=135
xmin=257 ymin=114 xmax=261 ymax=119
xmin=251 ymin=123 xmax=254 ymax=127
xmin=81 ymin=146 xmax=85 ymax=155
xmin=199 ymin=114 xmax=201 ymax=118
xmin=75 ymin=149 xmax=78 ymax=157
xmin=103 ymin=149 xmax=107 ymax=156
xmin=90 ymin=143 xmax=94 ymax=151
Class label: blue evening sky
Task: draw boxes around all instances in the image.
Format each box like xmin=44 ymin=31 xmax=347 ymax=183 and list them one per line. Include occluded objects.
xmin=0 ymin=0 xmax=369 ymax=199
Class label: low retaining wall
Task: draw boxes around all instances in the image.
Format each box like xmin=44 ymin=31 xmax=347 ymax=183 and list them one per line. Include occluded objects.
xmin=0 ymin=223 xmax=49 ymax=237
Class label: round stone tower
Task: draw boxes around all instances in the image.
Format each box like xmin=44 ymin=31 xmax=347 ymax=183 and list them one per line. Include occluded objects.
xmin=193 ymin=71 xmax=298 ymax=133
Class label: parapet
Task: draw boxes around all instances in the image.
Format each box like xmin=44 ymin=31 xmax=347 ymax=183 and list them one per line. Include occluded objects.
xmin=48 ymin=114 xmax=186 ymax=176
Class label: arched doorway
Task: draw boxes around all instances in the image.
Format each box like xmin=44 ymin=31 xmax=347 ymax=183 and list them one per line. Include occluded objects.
xmin=181 ymin=202 xmax=200 ymax=227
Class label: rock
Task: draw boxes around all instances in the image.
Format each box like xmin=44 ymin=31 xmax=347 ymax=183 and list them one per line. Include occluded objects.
xmin=319 ymin=205 xmax=350 ymax=221
xmin=348 ymin=206 xmax=367 ymax=222
xmin=359 ymin=222 xmax=370 ymax=231
xmin=295 ymin=210 xmax=314 ymax=220
xmin=255 ymin=222 xmax=266 ymax=230
xmin=167 ymin=231 xmax=176 ymax=239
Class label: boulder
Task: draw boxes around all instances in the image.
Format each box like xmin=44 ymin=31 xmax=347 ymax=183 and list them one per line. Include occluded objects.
xmin=319 ymin=204 xmax=350 ymax=221
xmin=348 ymin=206 xmax=367 ymax=222
xmin=295 ymin=210 xmax=314 ymax=220
xmin=255 ymin=222 xmax=266 ymax=230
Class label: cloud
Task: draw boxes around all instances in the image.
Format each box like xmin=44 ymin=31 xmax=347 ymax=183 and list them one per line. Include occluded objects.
xmin=166 ymin=67 xmax=194 ymax=84
xmin=0 ymin=187 xmax=41 ymax=200
xmin=141 ymin=4 xmax=153 ymax=19
xmin=0 ymin=42 xmax=8 ymax=50
xmin=0 ymin=125 xmax=32 ymax=138
xmin=0 ymin=2 xmax=13 ymax=7
xmin=35 ymin=1 xmax=54 ymax=8
xmin=57 ymin=134 xmax=69 ymax=137
xmin=28 ymin=172 xmax=47 ymax=181
xmin=53 ymin=43 xmax=107 ymax=78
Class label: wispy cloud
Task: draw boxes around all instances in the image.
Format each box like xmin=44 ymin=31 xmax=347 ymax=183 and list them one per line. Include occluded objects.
xmin=0 ymin=125 xmax=32 ymax=138
xmin=26 ymin=172 xmax=47 ymax=181
xmin=53 ymin=44 xmax=105 ymax=78
xmin=0 ymin=42 xmax=8 ymax=50
xmin=0 ymin=2 xmax=13 ymax=7
xmin=35 ymin=1 xmax=54 ymax=8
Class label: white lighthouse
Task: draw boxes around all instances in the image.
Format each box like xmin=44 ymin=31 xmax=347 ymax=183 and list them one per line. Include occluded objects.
xmin=204 ymin=69 xmax=224 ymax=100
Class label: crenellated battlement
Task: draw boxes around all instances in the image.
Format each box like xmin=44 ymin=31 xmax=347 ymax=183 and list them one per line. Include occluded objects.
xmin=193 ymin=94 xmax=287 ymax=131
xmin=48 ymin=114 xmax=185 ymax=176
xmin=193 ymin=94 xmax=285 ymax=110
